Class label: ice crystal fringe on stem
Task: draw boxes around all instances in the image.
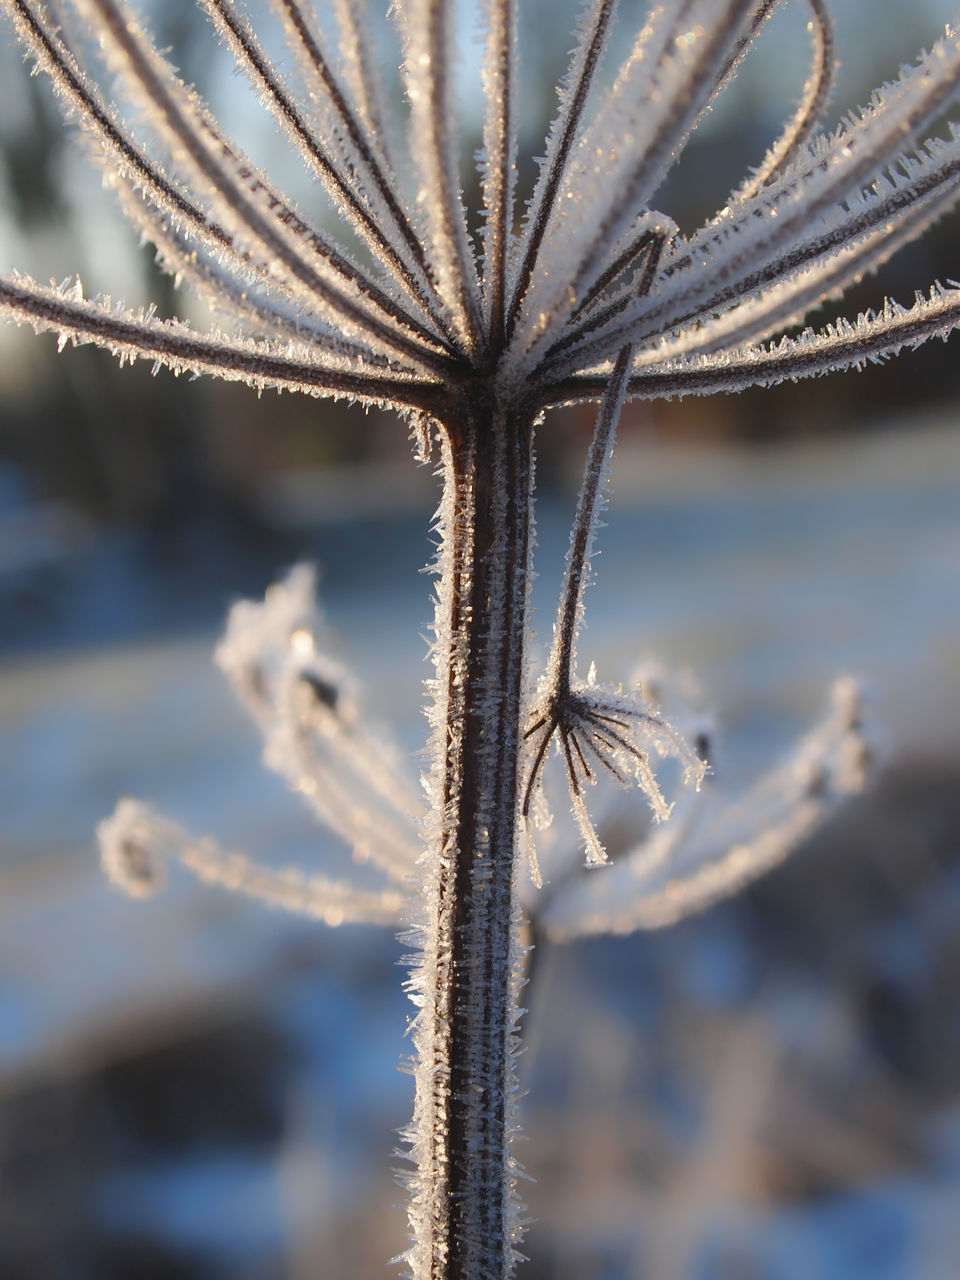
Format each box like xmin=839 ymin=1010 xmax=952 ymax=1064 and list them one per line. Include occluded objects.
xmin=406 ymin=404 xmax=535 ymax=1279
xmin=4 ymin=2 xmax=960 ymax=1277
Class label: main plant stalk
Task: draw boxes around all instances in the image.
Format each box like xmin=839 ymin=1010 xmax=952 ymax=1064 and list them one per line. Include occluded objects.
xmin=408 ymin=393 xmax=535 ymax=1280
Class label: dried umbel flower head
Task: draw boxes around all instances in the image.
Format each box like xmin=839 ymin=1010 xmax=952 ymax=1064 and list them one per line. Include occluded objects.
xmin=4 ymin=1 xmax=956 ymax=1276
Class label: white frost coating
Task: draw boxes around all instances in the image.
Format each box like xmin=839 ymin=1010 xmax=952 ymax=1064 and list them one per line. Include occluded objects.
xmin=542 ymin=282 xmax=960 ymax=407
xmin=99 ymin=798 xmax=168 ymax=899
xmin=0 ymin=271 xmax=435 ymax=411
xmin=507 ymin=0 xmax=757 ymax=379
xmin=215 ymin=567 xmax=423 ymax=881
xmin=98 ymin=799 xmax=405 ymax=926
xmin=197 ymin=0 xmax=442 ymax=339
xmin=9 ymin=0 xmax=960 ymax=418
xmin=479 ymin=0 xmax=518 ymax=341
xmin=330 ymin=0 xmax=393 ymax=154
xmin=117 ymin=181 xmax=371 ymax=352
xmin=539 ymin=212 xmax=677 ymax=382
xmin=600 ymin=20 xmax=960 ymax=362
xmin=505 ymin=0 xmax=618 ymax=343
xmin=629 ymin=144 xmax=960 ymax=362
xmin=400 ymin=432 xmax=459 ymax=1280
xmin=525 ymin=674 xmax=707 ymax=866
xmin=733 ymin=0 xmax=836 ymax=202
xmin=644 ymin=283 xmax=960 ymax=391
xmin=273 ymin=0 xmax=408 ymax=215
xmin=68 ymin=0 xmax=445 ymax=370
xmin=542 ymin=678 xmax=870 ymax=940
xmin=401 ymin=0 xmax=484 ymax=352
xmin=6 ymin=0 xmax=295 ymax=335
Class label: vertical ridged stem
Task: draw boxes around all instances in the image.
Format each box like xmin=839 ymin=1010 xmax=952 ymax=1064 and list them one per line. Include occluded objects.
xmin=410 ymin=395 xmax=535 ymax=1280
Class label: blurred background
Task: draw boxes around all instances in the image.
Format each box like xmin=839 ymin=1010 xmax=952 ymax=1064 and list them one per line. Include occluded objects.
xmin=1 ymin=1 xmax=959 ymax=1276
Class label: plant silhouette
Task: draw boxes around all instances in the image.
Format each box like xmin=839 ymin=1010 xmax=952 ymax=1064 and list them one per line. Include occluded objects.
xmin=3 ymin=1 xmax=959 ymax=1275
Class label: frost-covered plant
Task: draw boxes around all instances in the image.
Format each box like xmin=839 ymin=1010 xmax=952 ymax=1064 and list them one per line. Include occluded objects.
xmin=3 ymin=1 xmax=959 ymax=1276
xmin=99 ymin=565 xmax=871 ymax=938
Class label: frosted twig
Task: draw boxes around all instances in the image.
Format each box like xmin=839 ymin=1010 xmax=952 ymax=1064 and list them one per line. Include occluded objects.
xmin=608 ymin=21 xmax=960 ymax=363
xmin=543 ymin=283 xmax=960 ymax=406
xmin=98 ymin=799 xmax=405 ymax=926
xmin=547 ymin=219 xmax=675 ymax=361
xmin=215 ymin=567 xmax=423 ymax=881
xmin=402 ymin=0 xmax=484 ymax=353
xmin=568 ymin=223 xmax=672 ymax=325
xmin=71 ymin=0 xmax=452 ymax=371
xmin=9 ymin=3 xmax=240 ymax=282
xmin=524 ymin=345 xmax=703 ymax=866
xmin=272 ymin=0 xmax=452 ymax=340
xmin=509 ymin=0 xmax=759 ymax=375
xmin=199 ymin=0 xmax=449 ymax=342
xmin=0 ymin=271 xmax=445 ymax=410
xmin=330 ymin=0 xmax=391 ymax=153
xmin=542 ymin=678 xmax=870 ymax=939
xmin=480 ymin=0 xmax=517 ymax=347
xmin=640 ymin=177 xmax=960 ymax=362
xmin=505 ymin=0 xmax=616 ymax=342
xmin=734 ymin=0 xmax=837 ymax=202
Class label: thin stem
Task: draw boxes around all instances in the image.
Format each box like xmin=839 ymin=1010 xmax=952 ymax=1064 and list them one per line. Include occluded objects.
xmin=330 ymin=0 xmax=391 ymax=151
xmin=9 ymin=3 xmax=229 ymax=262
xmin=695 ymin=0 xmax=779 ymax=126
xmin=115 ymin=181 xmax=383 ymax=352
xmin=201 ymin=0 xmax=450 ymax=341
xmin=481 ymin=0 xmax=517 ymax=351
xmin=98 ymin=800 xmax=404 ymax=925
xmin=521 ymin=346 xmax=632 ymax=822
xmin=538 ymin=133 xmax=960 ymax=378
xmin=505 ymin=0 xmax=616 ymax=341
xmin=10 ymin=0 xmax=397 ymax=354
xmin=273 ymin=0 xmax=445 ymax=312
xmin=619 ymin=142 xmax=960 ymax=365
xmin=547 ymin=228 xmax=669 ymax=365
xmin=504 ymin=0 xmax=763 ymax=378
xmin=558 ymin=0 xmax=757 ymax=324
xmin=77 ymin=0 xmax=449 ymax=371
xmin=614 ymin=22 xmax=960 ymax=363
xmin=552 ymin=345 xmax=633 ymax=691
xmin=638 ymin=181 xmax=959 ymax=363
xmin=568 ymin=227 xmax=665 ymax=324
xmin=0 ymin=272 xmax=447 ymax=411
xmin=540 ymin=282 xmax=960 ymax=407
xmin=734 ymin=0 xmax=836 ymax=202
xmin=403 ymin=0 xmax=484 ymax=355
